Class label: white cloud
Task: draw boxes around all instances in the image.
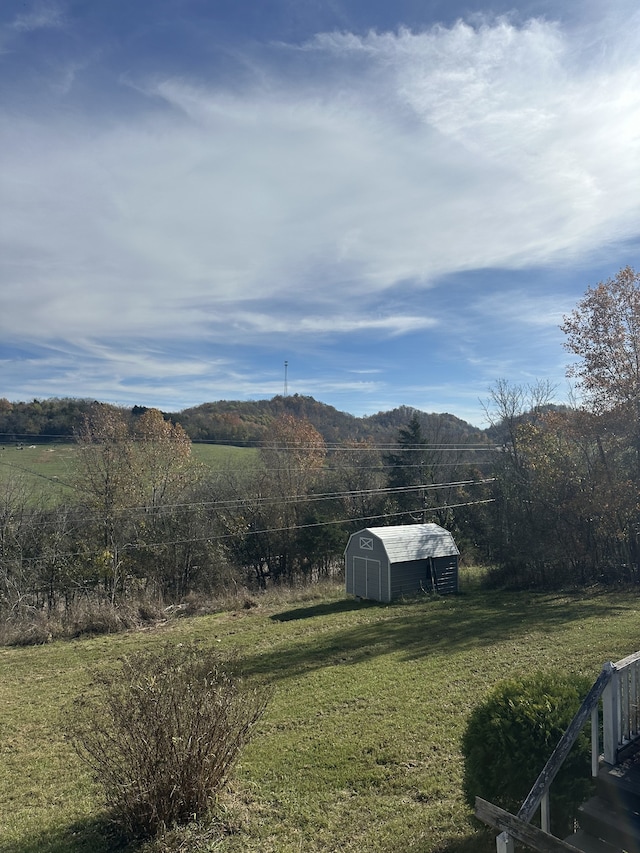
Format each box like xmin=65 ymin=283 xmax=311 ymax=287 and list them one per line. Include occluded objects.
xmin=1 ymin=13 xmax=639 ymax=353
xmin=470 ymin=290 xmax=573 ymax=328
xmin=11 ymin=2 xmax=65 ymax=32
xmin=225 ymin=312 xmax=437 ymax=336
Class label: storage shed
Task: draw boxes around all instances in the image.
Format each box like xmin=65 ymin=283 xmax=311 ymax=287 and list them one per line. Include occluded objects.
xmin=344 ymin=523 xmax=459 ymax=602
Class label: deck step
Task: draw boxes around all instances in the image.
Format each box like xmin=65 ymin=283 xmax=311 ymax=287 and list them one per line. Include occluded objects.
xmin=578 ymin=795 xmax=640 ymax=851
xmin=564 ymin=829 xmax=622 ymax=852
xmin=598 ymin=760 xmax=640 ymax=808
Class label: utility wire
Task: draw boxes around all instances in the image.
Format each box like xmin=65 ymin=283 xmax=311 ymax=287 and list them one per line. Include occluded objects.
xmin=1 ymin=433 xmax=500 ymax=451
xmin=13 ymin=498 xmax=496 ymax=564
xmin=2 ymin=478 xmax=496 ymax=527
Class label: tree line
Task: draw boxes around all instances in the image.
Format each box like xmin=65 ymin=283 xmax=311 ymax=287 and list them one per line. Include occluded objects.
xmin=0 ymin=404 xmax=488 ymax=615
xmin=484 ymin=267 xmax=640 ymax=587
xmin=1 ymin=266 xmax=639 ymax=620
xmin=0 ymin=394 xmax=483 ymax=447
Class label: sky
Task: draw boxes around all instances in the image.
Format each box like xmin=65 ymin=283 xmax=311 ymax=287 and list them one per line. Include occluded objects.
xmin=1 ymin=1 xmax=639 ymax=427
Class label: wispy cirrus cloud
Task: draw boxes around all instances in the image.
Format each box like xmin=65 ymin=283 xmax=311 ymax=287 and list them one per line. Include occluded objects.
xmin=3 ymin=16 xmax=639 ymax=340
xmin=470 ymin=290 xmax=574 ymax=329
xmin=1 ymin=6 xmax=640 ymax=417
xmin=223 ymin=312 xmax=437 ymax=337
xmin=10 ymin=1 xmax=65 ymax=32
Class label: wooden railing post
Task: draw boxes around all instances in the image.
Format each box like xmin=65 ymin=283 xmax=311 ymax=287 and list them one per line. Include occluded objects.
xmin=603 ymin=668 xmax=620 ymax=764
xmin=631 ymin=660 xmax=640 ymax=738
xmin=496 ymin=830 xmax=515 ymax=852
xmin=478 ymin=799 xmax=584 ymax=852
xmin=540 ymin=791 xmax=550 ymax=834
xmin=591 ymin=705 xmax=599 ymax=777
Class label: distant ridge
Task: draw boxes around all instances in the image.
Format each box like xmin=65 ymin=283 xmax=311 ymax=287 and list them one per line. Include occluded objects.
xmin=167 ymin=396 xmax=485 ymax=446
xmin=0 ymin=394 xmax=486 ymax=446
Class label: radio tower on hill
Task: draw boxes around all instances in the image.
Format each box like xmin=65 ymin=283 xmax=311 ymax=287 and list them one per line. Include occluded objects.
xmin=284 ymin=360 xmax=288 ymax=396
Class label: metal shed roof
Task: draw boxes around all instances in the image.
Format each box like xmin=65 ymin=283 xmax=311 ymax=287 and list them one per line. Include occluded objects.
xmin=363 ymin=523 xmax=459 ymax=562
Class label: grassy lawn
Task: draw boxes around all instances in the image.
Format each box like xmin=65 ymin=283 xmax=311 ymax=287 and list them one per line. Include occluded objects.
xmin=3 ymin=576 xmax=640 ymax=852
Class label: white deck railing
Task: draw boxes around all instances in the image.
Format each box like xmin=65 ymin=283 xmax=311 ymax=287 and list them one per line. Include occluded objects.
xmin=603 ymin=650 xmax=640 ymax=764
xmin=485 ymin=650 xmax=640 ymax=853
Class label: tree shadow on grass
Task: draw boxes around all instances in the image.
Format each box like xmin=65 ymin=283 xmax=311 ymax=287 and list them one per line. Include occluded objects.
xmin=7 ymin=811 xmax=237 ymax=853
xmin=270 ymin=596 xmax=382 ymax=622
xmin=4 ymin=817 xmax=136 ymax=853
xmin=432 ymin=827 xmax=497 ymax=853
xmin=385 ymin=821 xmax=496 ymax=853
xmin=242 ymin=589 xmax=627 ymax=681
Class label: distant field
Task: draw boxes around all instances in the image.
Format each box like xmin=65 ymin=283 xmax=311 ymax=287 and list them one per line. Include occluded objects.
xmin=0 ymin=443 xmax=78 ymax=502
xmin=190 ymin=441 xmax=258 ymax=469
xmin=0 ymin=442 xmax=257 ymax=503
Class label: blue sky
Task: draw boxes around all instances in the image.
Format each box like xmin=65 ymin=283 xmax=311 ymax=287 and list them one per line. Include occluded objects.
xmin=1 ymin=1 xmax=639 ymax=426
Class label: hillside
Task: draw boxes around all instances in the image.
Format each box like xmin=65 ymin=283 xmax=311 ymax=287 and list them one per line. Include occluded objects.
xmin=0 ymin=395 xmax=487 ymax=447
xmin=171 ymin=396 xmax=486 ymax=446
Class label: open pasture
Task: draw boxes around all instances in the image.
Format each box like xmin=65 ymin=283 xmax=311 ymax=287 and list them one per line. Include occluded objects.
xmin=0 ymin=442 xmax=77 ymax=501
xmin=190 ymin=441 xmax=258 ymax=469
xmin=2 ymin=578 xmax=640 ymax=853
xmin=0 ymin=442 xmax=256 ymax=504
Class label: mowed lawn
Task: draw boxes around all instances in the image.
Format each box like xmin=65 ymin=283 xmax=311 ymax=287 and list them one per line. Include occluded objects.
xmin=3 ymin=577 xmax=640 ymax=853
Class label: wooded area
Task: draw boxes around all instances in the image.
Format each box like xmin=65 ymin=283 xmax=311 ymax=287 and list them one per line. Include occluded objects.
xmin=1 ymin=267 xmax=639 ymax=624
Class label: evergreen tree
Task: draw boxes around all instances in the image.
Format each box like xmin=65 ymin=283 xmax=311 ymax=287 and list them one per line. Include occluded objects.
xmin=385 ymin=412 xmax=431 ymax=520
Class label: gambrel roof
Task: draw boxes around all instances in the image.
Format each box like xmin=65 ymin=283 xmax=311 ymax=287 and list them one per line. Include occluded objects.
xmin=362 ymin=523 xmax=459 ymax=562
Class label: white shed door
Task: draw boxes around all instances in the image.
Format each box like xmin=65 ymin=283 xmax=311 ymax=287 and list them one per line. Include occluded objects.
xmin=353 ymin=556 xmax=381 ymax=599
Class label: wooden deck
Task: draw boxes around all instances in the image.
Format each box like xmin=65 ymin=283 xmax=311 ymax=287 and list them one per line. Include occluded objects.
xmin=477 ymin=755 xmax=640 ymax=852
xmin=476 ymin=654 xmax=640 ymax=852
xmin=566 ymin=750 xmax=640 ymax=851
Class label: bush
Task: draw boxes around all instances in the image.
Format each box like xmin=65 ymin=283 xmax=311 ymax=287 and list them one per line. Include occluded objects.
xmin=462 ymin=670 xmax=594 ymax=836
xmin=0 ymin=607 xmax=56 ymax=646
xmin=64 ymin=599 xmax=138 ymax=638
xmin=0 ymin=597 xmax=165 ymax=647
xmin=68 ymin=643 xmax=270 ymax=838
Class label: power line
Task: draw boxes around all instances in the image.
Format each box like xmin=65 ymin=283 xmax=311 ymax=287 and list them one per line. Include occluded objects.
xmin=0 ymin=478 xmax=496 ymax=528
xmin=12 ymin=498 xmax=496 ymax=564
xmin=0 ymin=460 xmax=77 ymax=491
xmin=0 ymin=432 xmax=500 ymax=451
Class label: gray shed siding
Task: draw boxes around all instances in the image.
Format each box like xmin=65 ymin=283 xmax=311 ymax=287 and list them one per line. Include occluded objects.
xmin=389 ymin=558 xmax=428 ymax=599
xmin=345 ymin=523 xmax=459 ymax=602
xmin=432 ymin=555 xmax=458 ymax=595
xmin=345 ymin=531 xmax=390 ymax=601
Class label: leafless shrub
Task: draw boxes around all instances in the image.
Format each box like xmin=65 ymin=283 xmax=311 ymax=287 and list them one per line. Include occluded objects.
xmin=0 ymin=606 xmax=56 ymax=646
xmin=0 ymin=595 xmax=167 ymax=646
xmin=178 ymin=586 xmax=259 ymax=617
xmin=64 ymin=596 xmax=164 ymax=638
xmin=136 ymin=598 xmax=164 ymax=623
xmin=67 ymin=643 xmax=269 ymax=838
xmin=64 ymin=599 xmax=138 ymax=638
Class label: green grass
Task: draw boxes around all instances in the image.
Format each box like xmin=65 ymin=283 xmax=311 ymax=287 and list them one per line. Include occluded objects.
xmin=0 ymin=443 xmax=256 ymax=504
xmin=0 ymin=443 xmax=78 ymax=501
xmin=190 ymin=442 xmax=258 ymax=469
xmin=3 ymin=577 xmax=640 ymax=853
